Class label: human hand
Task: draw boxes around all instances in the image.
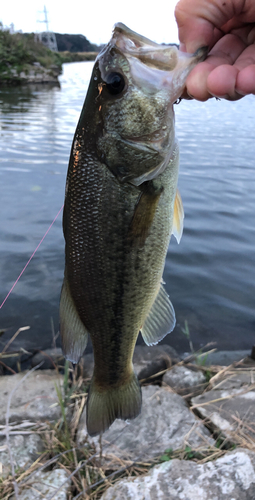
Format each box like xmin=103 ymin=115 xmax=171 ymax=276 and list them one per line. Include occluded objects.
xmin=175 ymin=0 xmax=255 ymax=100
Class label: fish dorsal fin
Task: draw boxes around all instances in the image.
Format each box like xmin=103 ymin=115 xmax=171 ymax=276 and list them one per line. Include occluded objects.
xmin=59 ymin=274 xmax=89 ymax=363
xmin=172 ymin=188 xmax=184 ymax=244
xmin=141 ymin=283 xmax=176 ymax=346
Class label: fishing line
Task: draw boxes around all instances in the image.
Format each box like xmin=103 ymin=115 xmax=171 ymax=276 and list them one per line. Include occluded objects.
xmin=0 ymin=204 xmax=64 ymax=310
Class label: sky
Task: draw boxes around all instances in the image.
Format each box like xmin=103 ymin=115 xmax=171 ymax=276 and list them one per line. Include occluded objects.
xmin=1 ymin=0 xmax=180 ymax=45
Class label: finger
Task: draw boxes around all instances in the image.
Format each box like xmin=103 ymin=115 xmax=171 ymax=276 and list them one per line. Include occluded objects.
xmin=208 ymin=33 xmax=246 ymax=62
xmin=179 ymin=27 xmax=222 ymax=53
xmin=184 ymin=34 xmax=246 ymax=100
xmin=236 ymin=64 xmax=255 ymax=94
xmin=234 ymin=44 xmax=255 ymax=94
xmin=175 ymin=9 xmax=217 ymax=53
xmin=207 ymin=64 xmax=242 ymax=99
xmin=221 ymin=4 xmax=255 ymax=32
xmin=227 ymin=24 xmax=255 ymax=46
xmin=185 ymin=63 xmax=214 ymax=100
xmin=234 ymin=44 xmax=255 ymax=70
xmin=175 ymin=0 xmax=244 ymax=53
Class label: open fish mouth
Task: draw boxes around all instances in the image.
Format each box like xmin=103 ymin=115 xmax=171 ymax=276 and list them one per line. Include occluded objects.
xmin=113 ymin=22 xmax=207 ymax=69
xmin=112 ymin=23 xmax=179 ymax=72
xmin=109 ymin=23 xmax=208 ymax=101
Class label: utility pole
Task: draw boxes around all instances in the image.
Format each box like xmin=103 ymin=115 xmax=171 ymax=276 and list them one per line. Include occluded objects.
xmin=35 ymin=5 xmax=58 ymax=52
xmin=43 ymin=5 xmax=49 ymax=31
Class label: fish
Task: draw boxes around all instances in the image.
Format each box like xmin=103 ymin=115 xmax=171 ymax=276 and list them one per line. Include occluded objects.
xmin=59 ymin=23 xmax=207 ymax=437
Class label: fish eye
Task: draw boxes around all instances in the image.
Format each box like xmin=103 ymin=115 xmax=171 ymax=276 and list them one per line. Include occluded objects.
xmin=105 ymin=72 xmax=125 ymax=95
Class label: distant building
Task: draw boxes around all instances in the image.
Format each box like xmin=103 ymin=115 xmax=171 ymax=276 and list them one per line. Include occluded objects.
xmin=35 ymin=31 xmax=58 ymax=51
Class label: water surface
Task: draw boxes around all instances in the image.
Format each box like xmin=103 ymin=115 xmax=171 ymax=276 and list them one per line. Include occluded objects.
xmin=0 ymin=61 xmax=254 ymax=354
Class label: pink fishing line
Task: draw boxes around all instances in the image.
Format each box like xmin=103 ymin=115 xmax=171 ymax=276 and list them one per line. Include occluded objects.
xmin=0 ymin=204 xmax=64 ymax=310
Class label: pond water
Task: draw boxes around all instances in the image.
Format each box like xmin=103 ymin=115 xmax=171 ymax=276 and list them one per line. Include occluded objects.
xmin=0 ymin=61 xmax=254 ymax=355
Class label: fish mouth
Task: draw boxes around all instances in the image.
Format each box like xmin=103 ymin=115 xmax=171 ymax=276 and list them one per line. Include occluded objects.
xmin=113 ymin=22 xmax=207 ymax=71
xmin=113 ymin=22 xmax=179 ymax=72
xmin=110 ymin=23 xmax=208 ymax=102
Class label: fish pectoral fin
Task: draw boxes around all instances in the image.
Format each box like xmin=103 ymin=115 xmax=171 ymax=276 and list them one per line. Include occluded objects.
xmin=141 ymin=283 xmax=176 ymax=346
xmin=86 ymin=372 xmax=142 ymax=436
xmin=59 ymin=276 xmax=89 ymax=364
xmin=128 ymin=182 xmax=163 ymax=247
xmin=172 ymin=188 xmax=184 ymax=244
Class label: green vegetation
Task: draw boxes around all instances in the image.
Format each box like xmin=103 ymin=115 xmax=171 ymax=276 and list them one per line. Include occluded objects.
xmin=0 ymin=25 xmax=60 ymax=83
xmin=181 ymin=319 xmax=194 ymax=353
xmin=0 ymin=25 xmax=97 ymax=85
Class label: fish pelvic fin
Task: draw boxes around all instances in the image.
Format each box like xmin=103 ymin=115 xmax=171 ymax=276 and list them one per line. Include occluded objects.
xmin=141 ymin=283 xmax=176 ymax=346
xmin=86 ymin=372 xmax=142 ymax=437
xmin=59 ymin=275 xmax=88 ymax=364
xmin=172 ymin=188 xmax=184 ymax=244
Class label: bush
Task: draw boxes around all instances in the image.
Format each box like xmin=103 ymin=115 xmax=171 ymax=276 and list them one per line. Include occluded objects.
xmin=0 ymin=26 xmax=62 ymax=74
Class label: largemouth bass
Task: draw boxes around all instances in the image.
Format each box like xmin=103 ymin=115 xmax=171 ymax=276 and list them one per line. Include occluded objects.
xmin=60 ymin=23 xmax=206 ymax=436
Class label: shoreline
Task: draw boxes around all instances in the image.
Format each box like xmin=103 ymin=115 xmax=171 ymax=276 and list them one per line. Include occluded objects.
xmin=0 ymin=345 xmax=253 ymax=376
xmin=0 ymin=343 xmax=254 ymax=498
xmin=0 ymin=54 xmax=97 ymax=86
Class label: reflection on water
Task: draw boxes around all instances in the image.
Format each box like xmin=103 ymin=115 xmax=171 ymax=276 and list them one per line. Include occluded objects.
xmin=0 ymin=61 xmax=254 ymax=354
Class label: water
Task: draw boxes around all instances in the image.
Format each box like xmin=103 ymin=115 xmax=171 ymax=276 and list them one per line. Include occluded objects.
xmin=0 ymin=61 xmax=254 ymax=355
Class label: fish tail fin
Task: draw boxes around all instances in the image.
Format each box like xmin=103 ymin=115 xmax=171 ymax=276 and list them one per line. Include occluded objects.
xmin=86 ymin=372 xmax=142 ymax=437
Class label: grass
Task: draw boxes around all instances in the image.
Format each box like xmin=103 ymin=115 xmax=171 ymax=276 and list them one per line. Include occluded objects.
xmin=0 ymin=328 xmax=254 ymax=498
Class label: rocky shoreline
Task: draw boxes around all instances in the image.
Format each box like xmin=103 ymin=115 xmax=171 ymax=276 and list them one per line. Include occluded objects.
xmin=1 ymin=344 xmax=255 ymax=499
xmin=0 ymin=54 xmax=96 ymax=86
xmin=0 ymin=63 xmax=62 ymax=86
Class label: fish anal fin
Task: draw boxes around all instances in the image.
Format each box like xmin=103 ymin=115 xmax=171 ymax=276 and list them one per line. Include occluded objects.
xmin=128 ymin=183 xmax=163 ymax=247
xmin=172 ymin=188 xmax=184 ymax=244
xmin=86 ymin=372 xmax=142 ymax=436
xmin=141 ymin=283 xmax=176 ymax=346
xmin=59 ymin=275 xmax=89 ymax=364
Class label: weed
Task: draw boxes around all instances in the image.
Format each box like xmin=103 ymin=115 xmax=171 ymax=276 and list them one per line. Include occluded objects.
xmin=159 ymin=447 xmax=173 ymax=462
xmin=181 ymin=320 xmax=194 ymax=353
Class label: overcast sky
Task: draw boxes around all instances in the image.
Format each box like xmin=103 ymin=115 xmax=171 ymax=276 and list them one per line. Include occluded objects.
xmin=1 ymin=0 xmax=180 ymax=45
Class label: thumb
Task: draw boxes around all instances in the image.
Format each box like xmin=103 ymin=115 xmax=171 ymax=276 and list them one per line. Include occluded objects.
xmin=175 ymin=0 xmax=235 ymax=53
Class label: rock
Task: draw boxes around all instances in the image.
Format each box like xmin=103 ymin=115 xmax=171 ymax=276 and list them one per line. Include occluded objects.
xmin=137 ymin=354 xmax=178 ymax=384
xmin=0 ymin=434 xmax=43 ymax=478
xmin=163 ymin=365 xmax=207 ymax=396
xmin=31 ymin=348 xmax=65 ymax=370
xmin=196 ymin=350 xmax=251 ymax=366
xmin=0 ymin=351 xmax=33 ymax=373
xmin=251 ymin=345 xmax=255 ymax=361
xmin=99 ymin=448 xmax=255 ymax=500
xmin=77 ymin=385 xmax=213 ymax=460
xmin=133 ymin=345 xmax=180 ymax=376
xmin=192 ymin=370 xmax=255 ymax=441
xmin=10 ymin=469 xmax=70 ymax=499
xmin=78 ymin=345 xmax=180 ymax=381
xmin=0 ymin=369 xmax=64 ymax=424
xmin=1 ymin=65 xmax=61 ymax=85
